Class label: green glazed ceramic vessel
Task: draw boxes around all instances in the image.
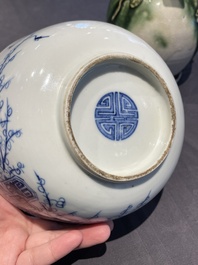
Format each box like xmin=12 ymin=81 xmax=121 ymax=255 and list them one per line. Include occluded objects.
xmin=107 ymin=0 xmax=198 ymax=76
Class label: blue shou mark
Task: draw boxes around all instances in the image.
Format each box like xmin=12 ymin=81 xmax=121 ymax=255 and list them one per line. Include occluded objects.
xmin=95 ymin=92 xmax=139 ymax=141
xmin=35 ymin=172 xmax=66 ymax=209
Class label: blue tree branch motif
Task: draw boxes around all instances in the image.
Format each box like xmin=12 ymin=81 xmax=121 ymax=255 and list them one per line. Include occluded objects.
xmin=35 ymin=172 xmax=66 ymax=210
xmin=136 ymin=190 xmax=152 ymax=210
xmin=0 ymin=33 xmax=74 ymax=217
xmin=0 ymin=99 xmax=21 ymax=166
xmin=118 ymin=204 xmax=133 ymax=218
xmin=0 ymin=37 xmax=31 ymax=93
xmin=0 ymin=98 xmax=23 ymax=179
xmin=0 ymin=33 xmax=50 ymax=182
xmin=0 ymin=33 xmax=49 ymax=93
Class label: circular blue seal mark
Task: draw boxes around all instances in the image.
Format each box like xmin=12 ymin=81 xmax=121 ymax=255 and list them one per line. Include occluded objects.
xmin=95 ymin=92 xmax=139 ymax=141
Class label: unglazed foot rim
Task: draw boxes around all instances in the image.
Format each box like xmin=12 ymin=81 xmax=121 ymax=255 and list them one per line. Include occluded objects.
xmin=64 ymin=54 xmax=176 ymax=182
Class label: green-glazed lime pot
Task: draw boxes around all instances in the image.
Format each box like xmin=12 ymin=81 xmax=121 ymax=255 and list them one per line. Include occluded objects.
xmin=107 ymin=0 xmax=198 ymax=76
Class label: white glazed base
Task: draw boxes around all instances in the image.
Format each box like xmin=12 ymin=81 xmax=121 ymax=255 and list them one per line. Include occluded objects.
xmin=0 ymin=21 xmax=184 ymax=223
xmin=65 ymin=55 xmax=175 ymax=182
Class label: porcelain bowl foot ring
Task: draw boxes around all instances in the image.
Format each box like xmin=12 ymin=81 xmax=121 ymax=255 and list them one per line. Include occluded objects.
xmin=63 ymin=54 xmax=176 ymax=182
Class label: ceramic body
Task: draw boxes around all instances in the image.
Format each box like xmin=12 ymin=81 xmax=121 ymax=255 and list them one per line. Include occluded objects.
xmin=0 ymin=21 xmax=184 ymax=223
xmin=107 ymin=0 xmax=198 ymax=76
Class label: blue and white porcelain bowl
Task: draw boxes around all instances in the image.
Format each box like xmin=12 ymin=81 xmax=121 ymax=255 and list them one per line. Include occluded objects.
xmin=0 ymin=21 xmax=184 ymax=223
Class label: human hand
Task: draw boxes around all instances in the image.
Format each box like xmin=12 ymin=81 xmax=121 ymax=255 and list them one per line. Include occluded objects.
xmin=0 ymin=195 xmax=113 ymax=265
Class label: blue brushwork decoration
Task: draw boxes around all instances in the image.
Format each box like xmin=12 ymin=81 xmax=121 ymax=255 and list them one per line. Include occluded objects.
xmin=0 ymin=33 xmax=54 ymax=210
xmin=35 ymin=172 xmax=66 ymax=209
xmin=95 ymin=92 xmax=139 ymax=141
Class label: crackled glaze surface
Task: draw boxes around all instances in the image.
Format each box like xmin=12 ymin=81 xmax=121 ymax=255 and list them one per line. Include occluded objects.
xmin=107 ymin=0 xmax=198 ymax=75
